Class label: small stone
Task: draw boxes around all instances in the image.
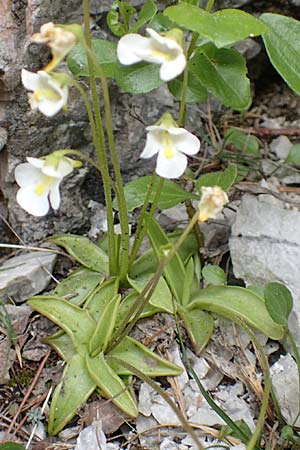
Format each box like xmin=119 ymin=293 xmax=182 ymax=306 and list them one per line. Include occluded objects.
xmin=269 ymin=135 xmax=292 ymax=160
xmin=0 ymin=251 xmax=57 ymax=303
xmin=270 ymin=354 xmax=300 ymax=426
xmin=0 ymin=127 xmax=8 ymax=151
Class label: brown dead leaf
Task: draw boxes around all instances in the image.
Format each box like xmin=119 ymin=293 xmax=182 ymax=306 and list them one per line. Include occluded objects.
xmin=82 ymin=398 xmax=130 ymax=434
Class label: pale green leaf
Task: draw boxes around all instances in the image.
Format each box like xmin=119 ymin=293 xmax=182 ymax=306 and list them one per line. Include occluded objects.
xmin=49 ymin=234 xmax=109 ymax=273
xmin=28 ymin=296 xmax=95 ymax=349
xmin=202 ymin=265 xmax=227 ymax=286
xmin=84 ymin=277 xmax=119 ymax=322
xmin=168 ymin=71 xmax=208 ymax=103
xmin=190 ymin=47 xmax=251 ymax=111
xmin=86 ymin=352 xmax=138 ymax=417
xmin=225 ymin=128 xmax=261 ymax=156
xmin=264 ymin=282 xmax=293 ymax=327
xmin=188 ymin=285 xmax=284 ymax=340
xmin=130 ymin=0 xmax=157 ymax=32
xmin=115 ymin=62 xmax=163 ymax=94
xmin=195 ymin=165 xmax=237 ymax=193
xmin=127 ymin=273 xmax=175 ymax=314
xmin=114 ymin=176 xmax=198 ymax=212
xmin=54 ymin=267 xmax=104 ymax=306
xmin=48 ymin=354 xmax=96 ymax=435
xmin=164 ymin=5 xmax=269 ymax=47
xmin=179 ymin=308 xmax=214 ymax=354
xmin=89 ymin=295 xmax=121 ymax=355
xmin=285 ymin=144 xmax=300 ymax=164
xmin=261 ymin=13 xmax=300 ymax=94
xmin=67 ymin=40 xmax=117 ymax=78
xmin=107 ymin=336 xmax=182 ymax=376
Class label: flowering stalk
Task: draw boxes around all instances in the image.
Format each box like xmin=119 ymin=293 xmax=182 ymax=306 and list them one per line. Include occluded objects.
xmin=129 ymin=175 xmax=164 ymax=269
xmin=82 ymin=0 xmax=129 ymax=281
xmin=82 ymin=0 xmax=118 ymax=275
xmin=108 ymin=209 xmax=200 ymax=352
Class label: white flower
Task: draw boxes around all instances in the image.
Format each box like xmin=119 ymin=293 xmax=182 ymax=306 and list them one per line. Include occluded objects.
xmin=198 ymin=186 xmax=228 ymax=222
xmin=32 ymin=22 xmax=77 ymax=71
xmin=117 ymin=28 xmax=186 ymax=81
xmin=21 ymin=69 xmax=68 ymax=117
xmin=140 ymin=113 xmax=200 ymax=179
xmin=15 ymin=155 xmax=79 ymax=216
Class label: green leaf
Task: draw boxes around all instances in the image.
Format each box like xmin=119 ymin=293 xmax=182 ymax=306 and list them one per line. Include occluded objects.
xmin=147 ymin=217 xmax=186 ymax=302
xmin=108 ymin=336 xmax=182 ymax=376
xmin=188 ymin=285 xmax=285 ymax=340
xmin=130 ymin=0 xmax=157 ymax=32
xmin=190 ymin=47 xmax=251 ymax=111
xmin=164 ymin=5 xmax=269 ymax=47
xmin=54 ymin=268 xmax=104 ymax=306
xmin=115 ymin=62 xmax=163 ymax=94
xmin=168 ymin=71 xmax=208 ymax=103
xmin=49 ymin=234 xmax=109 ymax=273
xmin=116 ymin=291 xmax=161 ymax=324
xmin=225 ymin=128 xmax=261 ymax=156
xmin=107 ymin=0 xmax=136 ymax=37
xmin=130 ymin=230 xmax=198 ymax=279
xmin=202 ymin=265 xmax=227 ymax=286
xmin=195 ymin=165 xmax=237 ymax=193
xmin=179 ymin=308 xmax=214 ymax=354
xmin=44 ymin=331 xmax=76 ymax=362
xmin=115 ymin=176 xmax=198 ymax=212
xmin=84 ymin=277 xmax=119 ymax=322
xmin=148 ymin=12 xmax=176 ymax=32
xmin=0 ymin=445 xmax=26 ymax=450
xmin=127 ymin=273 xmax=175 ymax=314
xmin=48 ymin=354 xmax=96 ymax=435
xmin=182 ymin=257 xmax=195 ymax=306
xmin=86 ymin=352 xmax=138 ymax=417
xmin=261 ymin=13 xmax=300 ymax=94
xmin=67 ymin=40 xmax=117 ymax=78
xmin=285 ymin=144 xmax=300 ymax=164
xmin=28 ymin=296 xmax=96 ymax=349
xmin=89 ymin=295 xmax=121 ymax=355
xmin=264 ymin=282 xmax=293 ymax=327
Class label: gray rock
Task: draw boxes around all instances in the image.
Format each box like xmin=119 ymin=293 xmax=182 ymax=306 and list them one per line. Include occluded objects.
xmin=230 ymin=194 xmax=300 ymax=301
xmin=0 ymin=251 xmax=57 ymax=302
xmin=269 ymin=135 xmax=292 ymax=160
xmin=270 ymin=354 xmax=300 ymax=426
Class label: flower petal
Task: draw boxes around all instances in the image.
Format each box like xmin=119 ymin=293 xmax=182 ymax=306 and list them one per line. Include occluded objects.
xmin=26 ymin=157 xmax=45 ymax=169
xmin=21 ymin=69 xmax=43 ymax=91
xmin=15 ymin=163 xmax=43 ymax=188
xmin=140 ymin=131 xmax=162 ymax=159
xmin=43 ymin=157 xmax=74 ymax=177
xmin=117 ymin=34 xmax=150 ymax=65
xmin=16 ymin=185 xmax=50 ymax=216
xmin=37 ymin=93 xmax=67 ymax=117
xmin=160 ymin=53 xmax=186 ymax=81
xmin=156 ymin=149 xmax=187 ymax=179
xmin=146 ymin=28 xmax=181 ymax=52
xmin=173 ymin=130 xmax=200 ymax=156
xmin=49 ymin=181 xmax=61 ymax=209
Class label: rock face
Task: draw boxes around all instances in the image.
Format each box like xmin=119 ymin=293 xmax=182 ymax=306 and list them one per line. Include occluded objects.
xmin=229 ymin=194 xmax=300 ymax=340
xmin=1 ymin=0 xmax=198 ymax=243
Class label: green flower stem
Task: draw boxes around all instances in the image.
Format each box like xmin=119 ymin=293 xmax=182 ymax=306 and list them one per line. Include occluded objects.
xmin=178 ymin=61 xmax=189 ymax=127
xmin=206 ymin=0 xmax=215 ymax=12
xmin=287 ymin=329 xmax=300 ymax=426
xmin=240 ymin=322 xmax=271 ymax=450
xmin=110 ymin=356 xmax=204 ymax=450
xmin=129 ymin=175 xmax=164 ymax=270
xmin=108 ymin=210 xmax=200 ymax=353
xmin=78 ymin=37 xmax=130 ymax=282
xmin=83 ymin=0 xmax=117 ymax=275
xmin=59 ymin=148 xmax=100 ymax=171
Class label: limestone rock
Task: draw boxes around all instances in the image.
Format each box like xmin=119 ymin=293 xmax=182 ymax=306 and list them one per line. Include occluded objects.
xmin=0 ymin=251 xmax=57 ymax=302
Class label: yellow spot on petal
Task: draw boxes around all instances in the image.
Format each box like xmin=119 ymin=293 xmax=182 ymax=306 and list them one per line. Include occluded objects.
xmin=34 ymin=176 xmax=53 ymax=196
xmin=162 ymin=131 xmax=175 ymax=159
xmin=33 ymin=88 xmax=60 ymax=102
